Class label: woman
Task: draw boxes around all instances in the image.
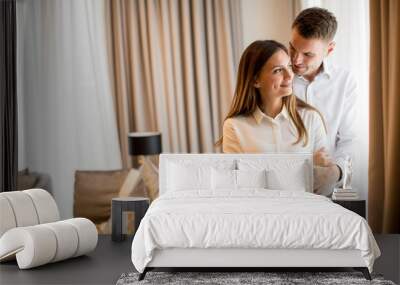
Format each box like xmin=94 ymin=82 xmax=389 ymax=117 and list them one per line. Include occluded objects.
xmin=218 ymin=40 xmax=335 ymax=170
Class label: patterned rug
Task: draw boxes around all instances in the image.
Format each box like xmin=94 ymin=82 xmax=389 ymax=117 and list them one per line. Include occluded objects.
xmin=116 ymin=271 xmax=396 ymax=285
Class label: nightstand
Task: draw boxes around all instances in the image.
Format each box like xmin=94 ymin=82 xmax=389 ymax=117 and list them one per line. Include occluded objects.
xmin=332 ymin=199 xmax=366 ymax=218
xmin=111 ymin=197 xmax=149 ymax=242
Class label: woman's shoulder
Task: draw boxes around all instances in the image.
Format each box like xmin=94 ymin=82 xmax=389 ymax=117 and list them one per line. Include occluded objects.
xmin=223 ymin=114 xmax=256 ymax=136
xmin=298 ymin=106 xmax=320 ymax=117
xmin=298 ymin=107 xmax=325 ymax=126
xmin=224 ymin=114 xmax=252 ymax=126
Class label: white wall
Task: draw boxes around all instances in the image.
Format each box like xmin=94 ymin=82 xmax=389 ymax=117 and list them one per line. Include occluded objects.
xmin=241 ymin=0 xmax=293 ymax=51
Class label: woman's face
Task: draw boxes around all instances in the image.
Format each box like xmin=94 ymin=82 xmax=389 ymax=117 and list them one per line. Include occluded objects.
xmin=254 ymin=49 xmax=293 ymax=99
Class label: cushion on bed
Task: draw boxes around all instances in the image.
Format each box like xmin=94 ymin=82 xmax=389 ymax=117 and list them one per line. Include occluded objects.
xmin=266 ymin=168 xmax=307 ymax=191
xmin=237 ymin=159 xmax=311 ymax=192
xmin=211 ymin=169 xmax=267 ymax=191
xmin=167 ymin=160 xmax=235 ymax=192
xmin=168 ymin=163 xmax=211 ymax=191
xmin=211 ymin=168 xmax=236 ymax=190
xmin=237 ymin=169 xmax=266 ymax=188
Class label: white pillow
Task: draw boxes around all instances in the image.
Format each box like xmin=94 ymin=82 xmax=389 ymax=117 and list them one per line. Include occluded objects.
xmin=211 ymin=167 xmax=236 ymax=190
xmin=238 ymin=159 xmax=310 ymax=192
xmin=168 ymin=162 xmax=211 ymax=191
xmin=266 ymin=168 xmax=307 ymax=191
xmin=211 ymin=168 xmax=236 ymax=190
xmin=211 ymin=169 xmax=267 ymax=190
xmin=237 ymin=169 xmax=266 ymax=188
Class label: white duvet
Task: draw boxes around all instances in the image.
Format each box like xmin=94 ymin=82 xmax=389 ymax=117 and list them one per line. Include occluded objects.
xmin=131 ymin=190 xmax=380 ymax=273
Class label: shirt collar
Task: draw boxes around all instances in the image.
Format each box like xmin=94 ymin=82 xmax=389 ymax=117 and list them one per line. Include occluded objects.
xmin=253 ymin=105 xmax=290 ymax=125
xmin=321 ymin=58 xmax=332 ymax=78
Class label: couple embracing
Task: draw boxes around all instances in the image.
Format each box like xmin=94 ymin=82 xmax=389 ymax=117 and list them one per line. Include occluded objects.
xmin=218 ymin=8 xmax=357 ymax=196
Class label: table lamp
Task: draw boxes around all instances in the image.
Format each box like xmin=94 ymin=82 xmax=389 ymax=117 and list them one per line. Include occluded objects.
xmin=117 ymin=132 xmax=162 ymax=199
xmin=128 ymin=132 xmax=162 ymax=172
xmin=128 ymin=132 xmax=162 ymax=156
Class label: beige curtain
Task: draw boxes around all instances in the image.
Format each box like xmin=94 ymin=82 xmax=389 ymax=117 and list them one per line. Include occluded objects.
xmin=368 ymin=0 xmax=400 ymax=233
xmin=107 ymin=0 xmax=242 ymax=168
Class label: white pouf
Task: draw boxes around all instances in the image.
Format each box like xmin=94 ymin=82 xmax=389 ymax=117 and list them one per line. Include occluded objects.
xmin=0 ymin=218 xmax=98 ymax=269
xmin=63 ymin=218 xmax=98 ymax=257
xmin=1 ymin=191 xmax=39 ymax=227
xmin=24 ymin=189 xmax=60 ymax=223
xmin=0 ymin=189 xmax=60 ymax=237
xmin=0 ymin=189 xmax=98 ymax=269
xmin=0 ymin=226 xmax=57 ymax=268
xmin=0 ymin=196 xmax=17 ymax=237
xmin=42 ymin=221 xmax=79 ymax=262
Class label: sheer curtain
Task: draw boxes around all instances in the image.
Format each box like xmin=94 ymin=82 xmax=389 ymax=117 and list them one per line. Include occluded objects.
xmin=16 ymin=0 xmax=122 ymax=218
xmin=108 ymin=0 xmax=243 ymax=168
xmin=294 ymin=0 xmax=370 ymax=201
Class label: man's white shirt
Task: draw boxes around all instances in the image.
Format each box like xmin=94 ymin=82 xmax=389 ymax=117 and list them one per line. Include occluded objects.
xmin=292 ymin=59 xmax=358 ymax=184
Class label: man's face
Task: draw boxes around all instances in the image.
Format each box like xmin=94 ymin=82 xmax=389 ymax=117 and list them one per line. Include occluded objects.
xmin=289 ymin=28 xmax=333 ymax=80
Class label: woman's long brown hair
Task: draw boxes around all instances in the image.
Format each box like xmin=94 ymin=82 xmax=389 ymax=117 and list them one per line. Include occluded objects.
xmin=216 ymin=40 xmax=326 ymax=147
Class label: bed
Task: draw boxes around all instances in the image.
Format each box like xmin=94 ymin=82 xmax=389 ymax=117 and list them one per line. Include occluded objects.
xmin=131 ymin=153 xmax=380 ymax=280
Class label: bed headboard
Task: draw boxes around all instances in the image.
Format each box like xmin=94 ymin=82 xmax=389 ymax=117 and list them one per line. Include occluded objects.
xmin=159 ymin=153 xmax=313 ymax=195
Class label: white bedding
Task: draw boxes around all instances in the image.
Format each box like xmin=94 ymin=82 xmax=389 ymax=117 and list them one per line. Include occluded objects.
xmin=131 ymin=190 xmax=380 ymax=273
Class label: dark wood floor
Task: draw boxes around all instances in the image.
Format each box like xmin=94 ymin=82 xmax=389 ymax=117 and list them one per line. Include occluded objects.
xmin=0 ymin=235 xmax=399 ymax=285
xmin=0 ymin=235 xmax=134 ymax=285
xmin=374 ymin=234 xmax=400 ymax=284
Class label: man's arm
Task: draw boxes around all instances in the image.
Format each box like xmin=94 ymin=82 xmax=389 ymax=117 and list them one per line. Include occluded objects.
xmin=335 ymin=73 xmax=358 ymax=185
xmin=312 ymin=110 xmax=340 ymax=195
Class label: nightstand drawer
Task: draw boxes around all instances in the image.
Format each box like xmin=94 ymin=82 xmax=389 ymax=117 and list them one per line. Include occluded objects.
xmin=333 ymin=200 xmax=366 ymax=218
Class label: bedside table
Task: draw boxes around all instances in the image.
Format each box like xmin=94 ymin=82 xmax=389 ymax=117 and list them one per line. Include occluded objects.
xmin=332 ymin=199 xmax=366 ymax=218
xmin=111 ymin=197 xmax=149 ymax=242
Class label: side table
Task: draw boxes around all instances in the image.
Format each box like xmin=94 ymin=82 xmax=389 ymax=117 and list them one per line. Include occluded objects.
xmin=111 ymin=197 xmax=149 ymax=242
xmin=332 ymin=199 xmax=366 ymax=218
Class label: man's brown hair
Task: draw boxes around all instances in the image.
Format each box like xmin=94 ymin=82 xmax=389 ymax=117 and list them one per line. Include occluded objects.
xmin=292 ymin=7 xmax=337 ymax=41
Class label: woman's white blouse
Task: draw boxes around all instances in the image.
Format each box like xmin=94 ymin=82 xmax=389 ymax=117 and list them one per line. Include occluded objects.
xmin=222 ymin=106 xmax=327 ymax=153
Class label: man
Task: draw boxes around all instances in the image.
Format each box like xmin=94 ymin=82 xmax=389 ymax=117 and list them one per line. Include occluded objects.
xmin=290 ymin=7 xmax=358 ymax=194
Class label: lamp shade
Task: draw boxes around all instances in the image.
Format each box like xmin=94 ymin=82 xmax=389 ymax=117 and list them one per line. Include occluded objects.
xmin=128 ymin=132 xmax=162 ymax=155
